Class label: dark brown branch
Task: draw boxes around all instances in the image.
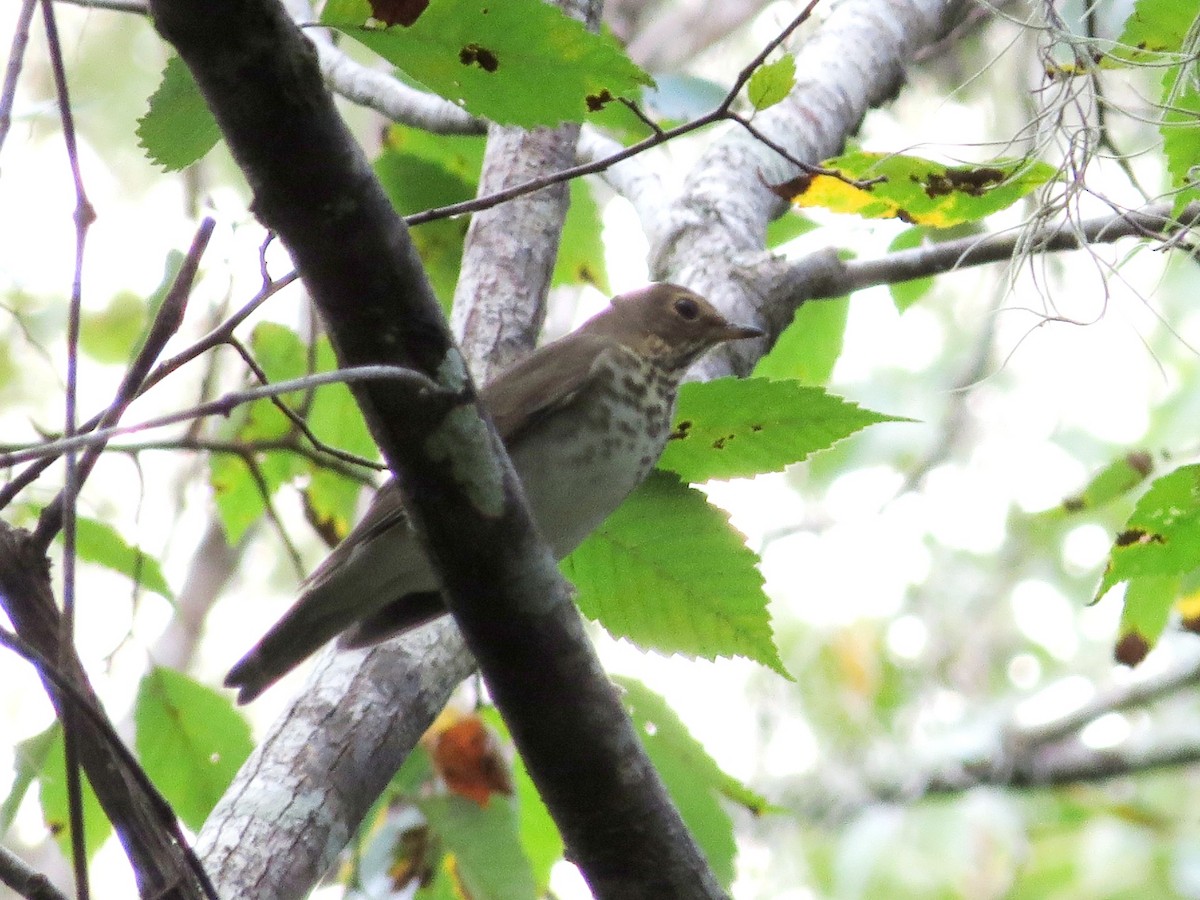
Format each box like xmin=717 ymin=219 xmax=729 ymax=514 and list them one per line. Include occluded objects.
xmin=0 ymin=844 xmax=70 ymax=900
xmin=0 ymin=526 xmax=215 ymax=899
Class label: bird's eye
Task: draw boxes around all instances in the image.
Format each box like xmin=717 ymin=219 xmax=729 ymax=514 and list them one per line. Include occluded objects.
xmin=673 ymin=296 xmax=700 ymax=321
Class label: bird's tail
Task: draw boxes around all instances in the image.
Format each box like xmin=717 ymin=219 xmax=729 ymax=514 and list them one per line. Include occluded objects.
xmin=224 ymin=581 xmax=367 ymax=704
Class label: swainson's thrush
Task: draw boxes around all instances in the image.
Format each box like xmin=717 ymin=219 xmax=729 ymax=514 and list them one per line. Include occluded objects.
xmin=226 ymin=283 xmax=762 ymax=702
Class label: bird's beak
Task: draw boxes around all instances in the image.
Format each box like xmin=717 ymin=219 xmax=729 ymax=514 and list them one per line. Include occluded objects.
xmin=721 ymin=323 xmax=765 ymax=341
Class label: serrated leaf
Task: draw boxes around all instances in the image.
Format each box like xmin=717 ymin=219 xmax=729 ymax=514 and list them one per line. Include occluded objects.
xmin=553 ymin=179 xmax=608 ymax=292
xmin=752 ymin=299 xmax=848 ymax=385
xmin=1114 ymin=574 xmax=1178 ymax=666
xmin=1114 ymin=0 xmax=1194 ymax=60
xmin=136 ymin=55 xmax=221 ymax=172
xmin=69 ymin=516 xmax=174 ymax=601
xmin=134 ymin=667 xmax=252 ymax=831
xmin=322 ymin=0 xmax=653 ymax=127
xmin=1097 ymin=464 xmax=1200 ymax=599
xmin=779 ymin=152 xmax=1056 ymax=227
xmin=746 ymin=56 xmax=796 ymax=112
xmin=1160 ymin=64 xmax=1200 ymax=215
xmin=617 ymin=676 xmax=776 ymax=886
xmin=38 ymin=724 xmax=110 ymax=861
xmin=657 ymin=377 xmax=903 ymax=482
xmin=563 ymin=470 xmax=788 ymax=676
xmin=419 ymin=796 xmax=537 ymax=900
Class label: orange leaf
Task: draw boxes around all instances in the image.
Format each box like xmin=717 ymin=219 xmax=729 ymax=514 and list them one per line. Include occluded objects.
xmin=430 ymin=716 xmax=513 ymax=807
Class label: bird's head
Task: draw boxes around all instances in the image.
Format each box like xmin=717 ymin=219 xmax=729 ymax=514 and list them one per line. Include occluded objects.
xmin=597 ymin=283 xmax=763 ymax=371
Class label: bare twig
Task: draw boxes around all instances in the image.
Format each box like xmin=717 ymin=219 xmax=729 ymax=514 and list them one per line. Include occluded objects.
xmin=0 ymin=0 xmax=37 ymax=155
xmin=0 ymin=365 xmax=447 ymax=467
xmin=0 ymin=844 xmax=70 ymax=900
xmin=0 ymin=266 xmax=296 ymax=512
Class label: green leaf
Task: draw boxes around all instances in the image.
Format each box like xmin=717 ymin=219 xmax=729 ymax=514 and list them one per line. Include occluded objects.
xmin=134 ymin=667 xmax=253 ymax=831
xmin=752 ymin=299 xmax=849 ymax=385
xmin=69 ymin=516 xmax=174 ymax=601
xmin=39 ymin=724 xmax=111 ymax=861
xmin=304 ymin=338 xmax=379 ymax=539
xmin=1160 ymin=63 xmax=1200 ymax=215
xmin=375 ymin=127 xmax=483 ymax=310
xmin=886 ymin=227 xmax=936 ymax=311
xmin=1097 ymin=464 xmax=1200 ymax=599
xmin=1 ymin=726 xmax=57 ymax=839
xmin=209 ymin=323 xmax=308 ymax=542
xmin=322 ymin=0 xmax=653 ymax=127
xmin=553 ymin=179 xmax=609 ymax=292
xmin=783 ymin=151 xmax=1056 ymax=227
xmin=746 ymin=56 xmax=796 ymax=112
xmin=419 ymin=796 xmax=537 ymax=900
xmin=616 ymin=677 xmax=778 ymax=887
xmin=764 ymin=210 xmax=818 ymax=249
xmin=564 ymin=470 xmax=788 ymax=676
xmin=657 ymin=377 xmax=903 ymax=482
xmin=1059 ymin=452 xmax=1155 ymax=515
xmin=1114 ymin=0 xmax=1194 ymax=60
xmin=136 ymin=55 xmax=221 ymax=171
xmin=1114 ymin=575 xmax=1178 ymax=665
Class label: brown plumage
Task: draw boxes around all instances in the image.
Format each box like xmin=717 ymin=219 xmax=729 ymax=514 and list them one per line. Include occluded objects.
xmin=225 ymin=283 xmax=761 ymax=702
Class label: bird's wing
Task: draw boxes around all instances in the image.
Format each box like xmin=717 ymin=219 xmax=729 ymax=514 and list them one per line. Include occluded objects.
xmin=482 ymin=332 xmax=611 ymax=444
xmin=301 ymin=479 xmax=408 ymax=591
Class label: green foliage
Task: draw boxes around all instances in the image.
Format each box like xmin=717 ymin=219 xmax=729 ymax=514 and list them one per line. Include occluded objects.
xmin=1 ymin=726 xmax=57 ymax=839
xmin=321 ymin=0 xmax=652 ymax=127
xmin=658 ymin=377 xmax=904 ymax=482
xmin=886 ymin=227 xmax=936 ymax=311
xmin=746 ymin=56 xmax=796 ymax=112
xmin=209 ymin=322 xmax=376 ymax=544
xmin=418 ymin=796 xmax=538 ymax=900
xmin=69 ymin=516 xmax=174 ymax=601
xmin=136 ymin=55 xmax=220 ymax=172
xmin=1116 ymin=574 xmax=1178 ymax=664
xmin=564 ymin=470 xmax=788 ymax=677
xmin=1096 ymin=463 xmax=1200 ymax=600
xmin=1056 ymin=452 xmax=1155 ymax=515
xmin=753 ymin=298 xmax=848 ymax=384
xmin=785 ymin=151 xmax=1056 ymax=226
xmin=38 ymin=725 xmax=111 ymax=861
xmin=81 ymin=251 xmax=183 ymax=365
xmin=553 ymin=179 xmax=609 ymax=293
xmin=134 ymin=667 xmax=253 ymax=830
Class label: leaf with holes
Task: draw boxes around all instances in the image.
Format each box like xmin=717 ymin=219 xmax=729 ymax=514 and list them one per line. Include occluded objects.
xmin=322 ymin=0 xmax=652 ymax=127
xmin=658 ymin=377 xmax=905 ymax=482
xmin=775 ymin=151 xmax=1055 ymax=227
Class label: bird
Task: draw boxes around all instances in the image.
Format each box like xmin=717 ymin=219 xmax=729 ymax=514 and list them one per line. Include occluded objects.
xmin=225 ymin=283 xmax=762 ymax=702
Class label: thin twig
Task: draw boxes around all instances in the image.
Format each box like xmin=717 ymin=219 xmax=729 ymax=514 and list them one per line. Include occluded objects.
xmin=40 ymin=0 xmax=94 ymax=890
xmin=0 ymin=0 xmax=37 ymax=155
xmin=0 ymin=268 xmax=296 ymax=513
xmin=32 ymin=218 xmax=214 ymax=550
xmin=0 ymin=365 xmax=447 ymax=467
xmin=224 ymin=334 xmax=381 ymax=471
xmin=0 ymin=844 xmax=70 ymax=900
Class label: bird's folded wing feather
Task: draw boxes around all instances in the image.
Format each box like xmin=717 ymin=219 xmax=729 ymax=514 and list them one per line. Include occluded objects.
xmin=483 ymin=332 xmax=611 ymax=444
